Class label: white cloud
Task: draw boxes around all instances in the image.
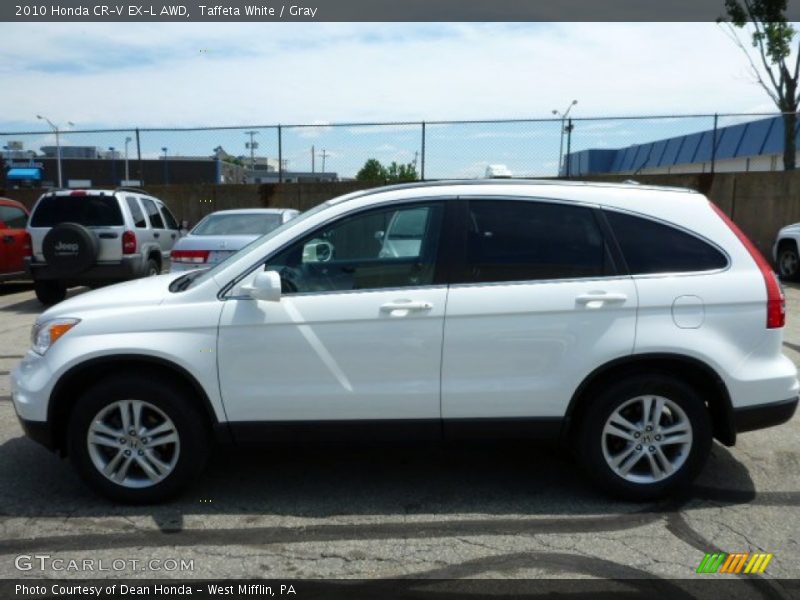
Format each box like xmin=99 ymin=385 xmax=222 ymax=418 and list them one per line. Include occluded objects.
xmin=0 ymin=22 xmax=785 ymax=132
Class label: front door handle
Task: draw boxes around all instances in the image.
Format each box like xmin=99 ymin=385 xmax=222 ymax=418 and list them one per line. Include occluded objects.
xmin=153 ymin=232 xmax=160 ymax=239
xmin=576 ymin=292 xmax=628 ymax=308
xmin=2 ymin=235 xmax=13 ymax=244
xmin=380 ymin=300 xmax=433 ymax=314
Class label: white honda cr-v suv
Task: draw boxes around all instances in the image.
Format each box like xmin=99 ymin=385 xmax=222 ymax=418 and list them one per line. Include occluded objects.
xmin=11 ymin=180 xmax=798 ymax=503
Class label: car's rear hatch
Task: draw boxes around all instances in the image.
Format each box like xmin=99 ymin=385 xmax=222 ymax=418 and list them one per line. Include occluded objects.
xmin=28 ymin=191 xmax=127 ymax=262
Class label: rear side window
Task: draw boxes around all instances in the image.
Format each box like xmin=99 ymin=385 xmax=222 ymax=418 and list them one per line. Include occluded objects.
xmin=0 ymin=205 xmax=28 ymax=228
xmin=30 ymin=195 xmax=123 ymax=227
xmin=605 ymin=210 xmax=728 ymax=274
xmin=160 ymin=204 xmax=179 ymax=230
xmin=141 ymin=198 xmax=165 ymax=228
xmin=126 ymin=197 xmax=147 ymax=228
xmin=465 ymin=200 xmax=610 ymax=283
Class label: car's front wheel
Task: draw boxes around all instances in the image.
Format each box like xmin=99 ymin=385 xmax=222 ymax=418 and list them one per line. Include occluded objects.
xmin=577 ymin=374 xmax=712 ymax=501
xmin=68 ymin=375 xmax=209 ymax=503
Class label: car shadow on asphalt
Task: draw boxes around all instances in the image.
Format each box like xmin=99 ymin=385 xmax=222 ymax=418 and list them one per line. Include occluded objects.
xmin=0 ymin=286 xmax=87 ymax=315
xmin=0 ymin=432 xmax=763 ymax=525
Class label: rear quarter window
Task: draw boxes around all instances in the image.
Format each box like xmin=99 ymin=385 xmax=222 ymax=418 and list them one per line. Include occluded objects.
xmin=30 ymin=195 xmax=123 ymax=227
xmin=605 ymin=210 xmax=728 ymax=274
xmin=126 ymin=196 xmax=147 ymax=228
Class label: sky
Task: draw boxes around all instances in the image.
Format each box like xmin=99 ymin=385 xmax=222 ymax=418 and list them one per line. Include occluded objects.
xmin=0 ymin=22 xmax=792 ymax=177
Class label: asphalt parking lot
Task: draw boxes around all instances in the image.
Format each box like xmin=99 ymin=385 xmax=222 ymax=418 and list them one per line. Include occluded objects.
xmin=0 ymin=282 xmax=798 ymax=587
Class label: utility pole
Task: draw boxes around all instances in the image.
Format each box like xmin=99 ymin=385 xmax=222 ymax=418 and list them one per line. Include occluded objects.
xmin=244 ymin=130 xmax=259 ymax=170
xmin=318 ymin=148 xmax=330 ymax=173
xmin=311 ymin=145 xmax=315 ymax=173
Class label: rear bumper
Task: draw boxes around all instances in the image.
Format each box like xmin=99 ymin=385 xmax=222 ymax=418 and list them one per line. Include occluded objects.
xmin=734 ymin=396 xmax=798 ymax=434
xmin=25 ymin=255 xmax=143 ymax=282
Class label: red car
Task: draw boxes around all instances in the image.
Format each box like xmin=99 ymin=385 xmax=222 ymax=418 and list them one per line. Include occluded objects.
xmin=0 ymin=198 xmax=31 ymax=281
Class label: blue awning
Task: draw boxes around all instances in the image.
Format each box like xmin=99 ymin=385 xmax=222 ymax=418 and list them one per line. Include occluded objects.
xmin=7 ymin=168 xmax=42 ymax=180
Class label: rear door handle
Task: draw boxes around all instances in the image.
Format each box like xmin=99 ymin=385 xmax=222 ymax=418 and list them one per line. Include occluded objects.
xmin=153 ymin=232 xmax=160 ymax=238
xmin=380 ymin=300 xmax=433 ymax=313
xmin=3 ymin=235 xmax=13 ymax=243
xmin=575 ymin=292 xmax=628 ymax=307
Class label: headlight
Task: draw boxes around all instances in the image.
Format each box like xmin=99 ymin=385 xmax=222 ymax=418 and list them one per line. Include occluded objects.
xmin=31 ymin=318 xmax=80 ymax=355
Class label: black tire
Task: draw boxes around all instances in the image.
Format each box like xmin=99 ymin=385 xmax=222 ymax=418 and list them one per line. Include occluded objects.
xmin=67 ymin=374 xmax=210 ymax=504
xmin=42 ymin=223 xmax=99 ymax=277
xmin=777 ymin=243 xmax=800 ymax=281
xmin=577 ymin=374 xmax=712 ymax=501
xmin=34 ymin=280 xmax=67 ymax=305
xmin=146 ymin=258 xmax=160 ymax=277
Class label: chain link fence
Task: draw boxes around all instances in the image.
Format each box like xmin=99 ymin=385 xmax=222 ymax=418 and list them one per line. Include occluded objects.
xmin=0 ymin=113 xmax=792 ymax=188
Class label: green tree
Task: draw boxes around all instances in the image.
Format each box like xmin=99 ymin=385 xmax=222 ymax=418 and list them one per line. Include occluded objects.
xmin=356 ymin=158 xmax=419 ymax=183
xmin=720 ymin=0 xmax=799 ymax=169
xmin=385 ymin=161 xmax=419 ymax=182
xmin=356 ymin=158 xmax=387 ymax=182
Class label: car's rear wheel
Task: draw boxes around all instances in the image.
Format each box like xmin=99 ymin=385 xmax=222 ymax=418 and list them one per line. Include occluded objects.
xmin=146 ymin=258 xmax=160 ymax=277
xmin=577 ymin=374 xmax=712 ymax=501
xmin=67 ymin=375 xmax=209 ymax=503
xmin=34 ymin=280 xmax=67 ymax=305
xmin=778 ymin=243 xmax=800 ymax=281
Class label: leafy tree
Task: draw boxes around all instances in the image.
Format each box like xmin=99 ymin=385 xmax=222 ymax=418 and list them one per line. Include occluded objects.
xmin=356 ymin=158 xmax=419 ymax=183
xmin=356 ymin=158 xmax=387 ymax=182
xmin=385 ymin=161 xmax=419 ymax=182
xmin=720 ymin=0 xmax=799 ymax=169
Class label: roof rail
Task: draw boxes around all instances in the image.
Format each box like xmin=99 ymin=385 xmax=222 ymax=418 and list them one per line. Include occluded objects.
xmin=114 ymin=186 xmax=149 ymax=194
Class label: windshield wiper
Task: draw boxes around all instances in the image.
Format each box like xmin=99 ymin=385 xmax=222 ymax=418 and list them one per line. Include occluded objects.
xmin=169 ymin=270 xmax=205 ymax=292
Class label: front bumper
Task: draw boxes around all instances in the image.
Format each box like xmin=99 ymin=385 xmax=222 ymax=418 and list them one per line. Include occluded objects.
xmin=16 ymin=416 xmax=56 ymax=451
xmin=734 ymin=396 xmax=798 ymax=433
xmin=25 ymin=255 xmax=144 ymax=282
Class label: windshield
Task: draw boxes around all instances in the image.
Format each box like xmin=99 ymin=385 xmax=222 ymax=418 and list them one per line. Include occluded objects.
xmin=173 ymin=201 xmax=330 ymax=292
xmin=192 ymin=212 xmax=283 ymax=236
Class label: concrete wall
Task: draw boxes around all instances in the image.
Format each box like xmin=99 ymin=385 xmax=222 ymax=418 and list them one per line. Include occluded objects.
xmin=0 ymin=181 xmax=374 ymax=227
xmin=4 ymin=173 xmax=800 ymax=262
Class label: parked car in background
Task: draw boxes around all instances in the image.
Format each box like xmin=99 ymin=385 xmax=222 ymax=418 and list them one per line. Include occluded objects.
xmin=169 ymin=208 xmax=299 ymax=272
xmin=773 ymin=223 xmax=800 ymax=280
xmin=11 ymin=180 xmax=798 ymax=503
xmin=0 ymin=198 xmax=31 ymax=281
xmin=26 ymin=188 xmax=181 ymax=305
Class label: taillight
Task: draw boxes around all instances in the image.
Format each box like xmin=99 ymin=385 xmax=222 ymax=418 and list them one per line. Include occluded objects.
xmin=171 ymin=249 xmax=210 ymax=264
xmin=709 ymin=201 xmax=785 ymax=328
xmin=22 ymin=232 xmax=32 ymax=257
xmin=122 ymin=230 xmax=137 ymax=255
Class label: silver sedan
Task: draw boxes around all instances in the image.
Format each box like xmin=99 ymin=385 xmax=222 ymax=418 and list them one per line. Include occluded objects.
xmin=169 ymin=208 xmax=300 ymax=273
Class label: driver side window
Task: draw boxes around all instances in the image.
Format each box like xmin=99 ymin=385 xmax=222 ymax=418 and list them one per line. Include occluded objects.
xmin=265 ymin=202 xmax=444 ymax=294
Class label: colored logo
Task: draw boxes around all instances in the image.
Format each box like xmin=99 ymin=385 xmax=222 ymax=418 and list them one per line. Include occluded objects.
xmin=696 ymin=552 xmax=773 ymax=574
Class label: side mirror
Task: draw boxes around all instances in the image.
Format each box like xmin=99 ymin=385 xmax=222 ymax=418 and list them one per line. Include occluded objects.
xmin=241 ymin=270 xmax=282 ymax=302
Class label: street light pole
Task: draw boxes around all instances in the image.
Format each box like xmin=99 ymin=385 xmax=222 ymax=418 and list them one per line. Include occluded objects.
xmin=124 ymin=136 xmax=132 ymax=182
xmin=162 ymin=147 xmax=169 ymax=184
xmin=109 ymin=147 xmax=116 ymax=185
xmin=552 ymin=100 xmax=577 ymax=177
xmin=36 ymin=114 xmax=74 ymax=188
